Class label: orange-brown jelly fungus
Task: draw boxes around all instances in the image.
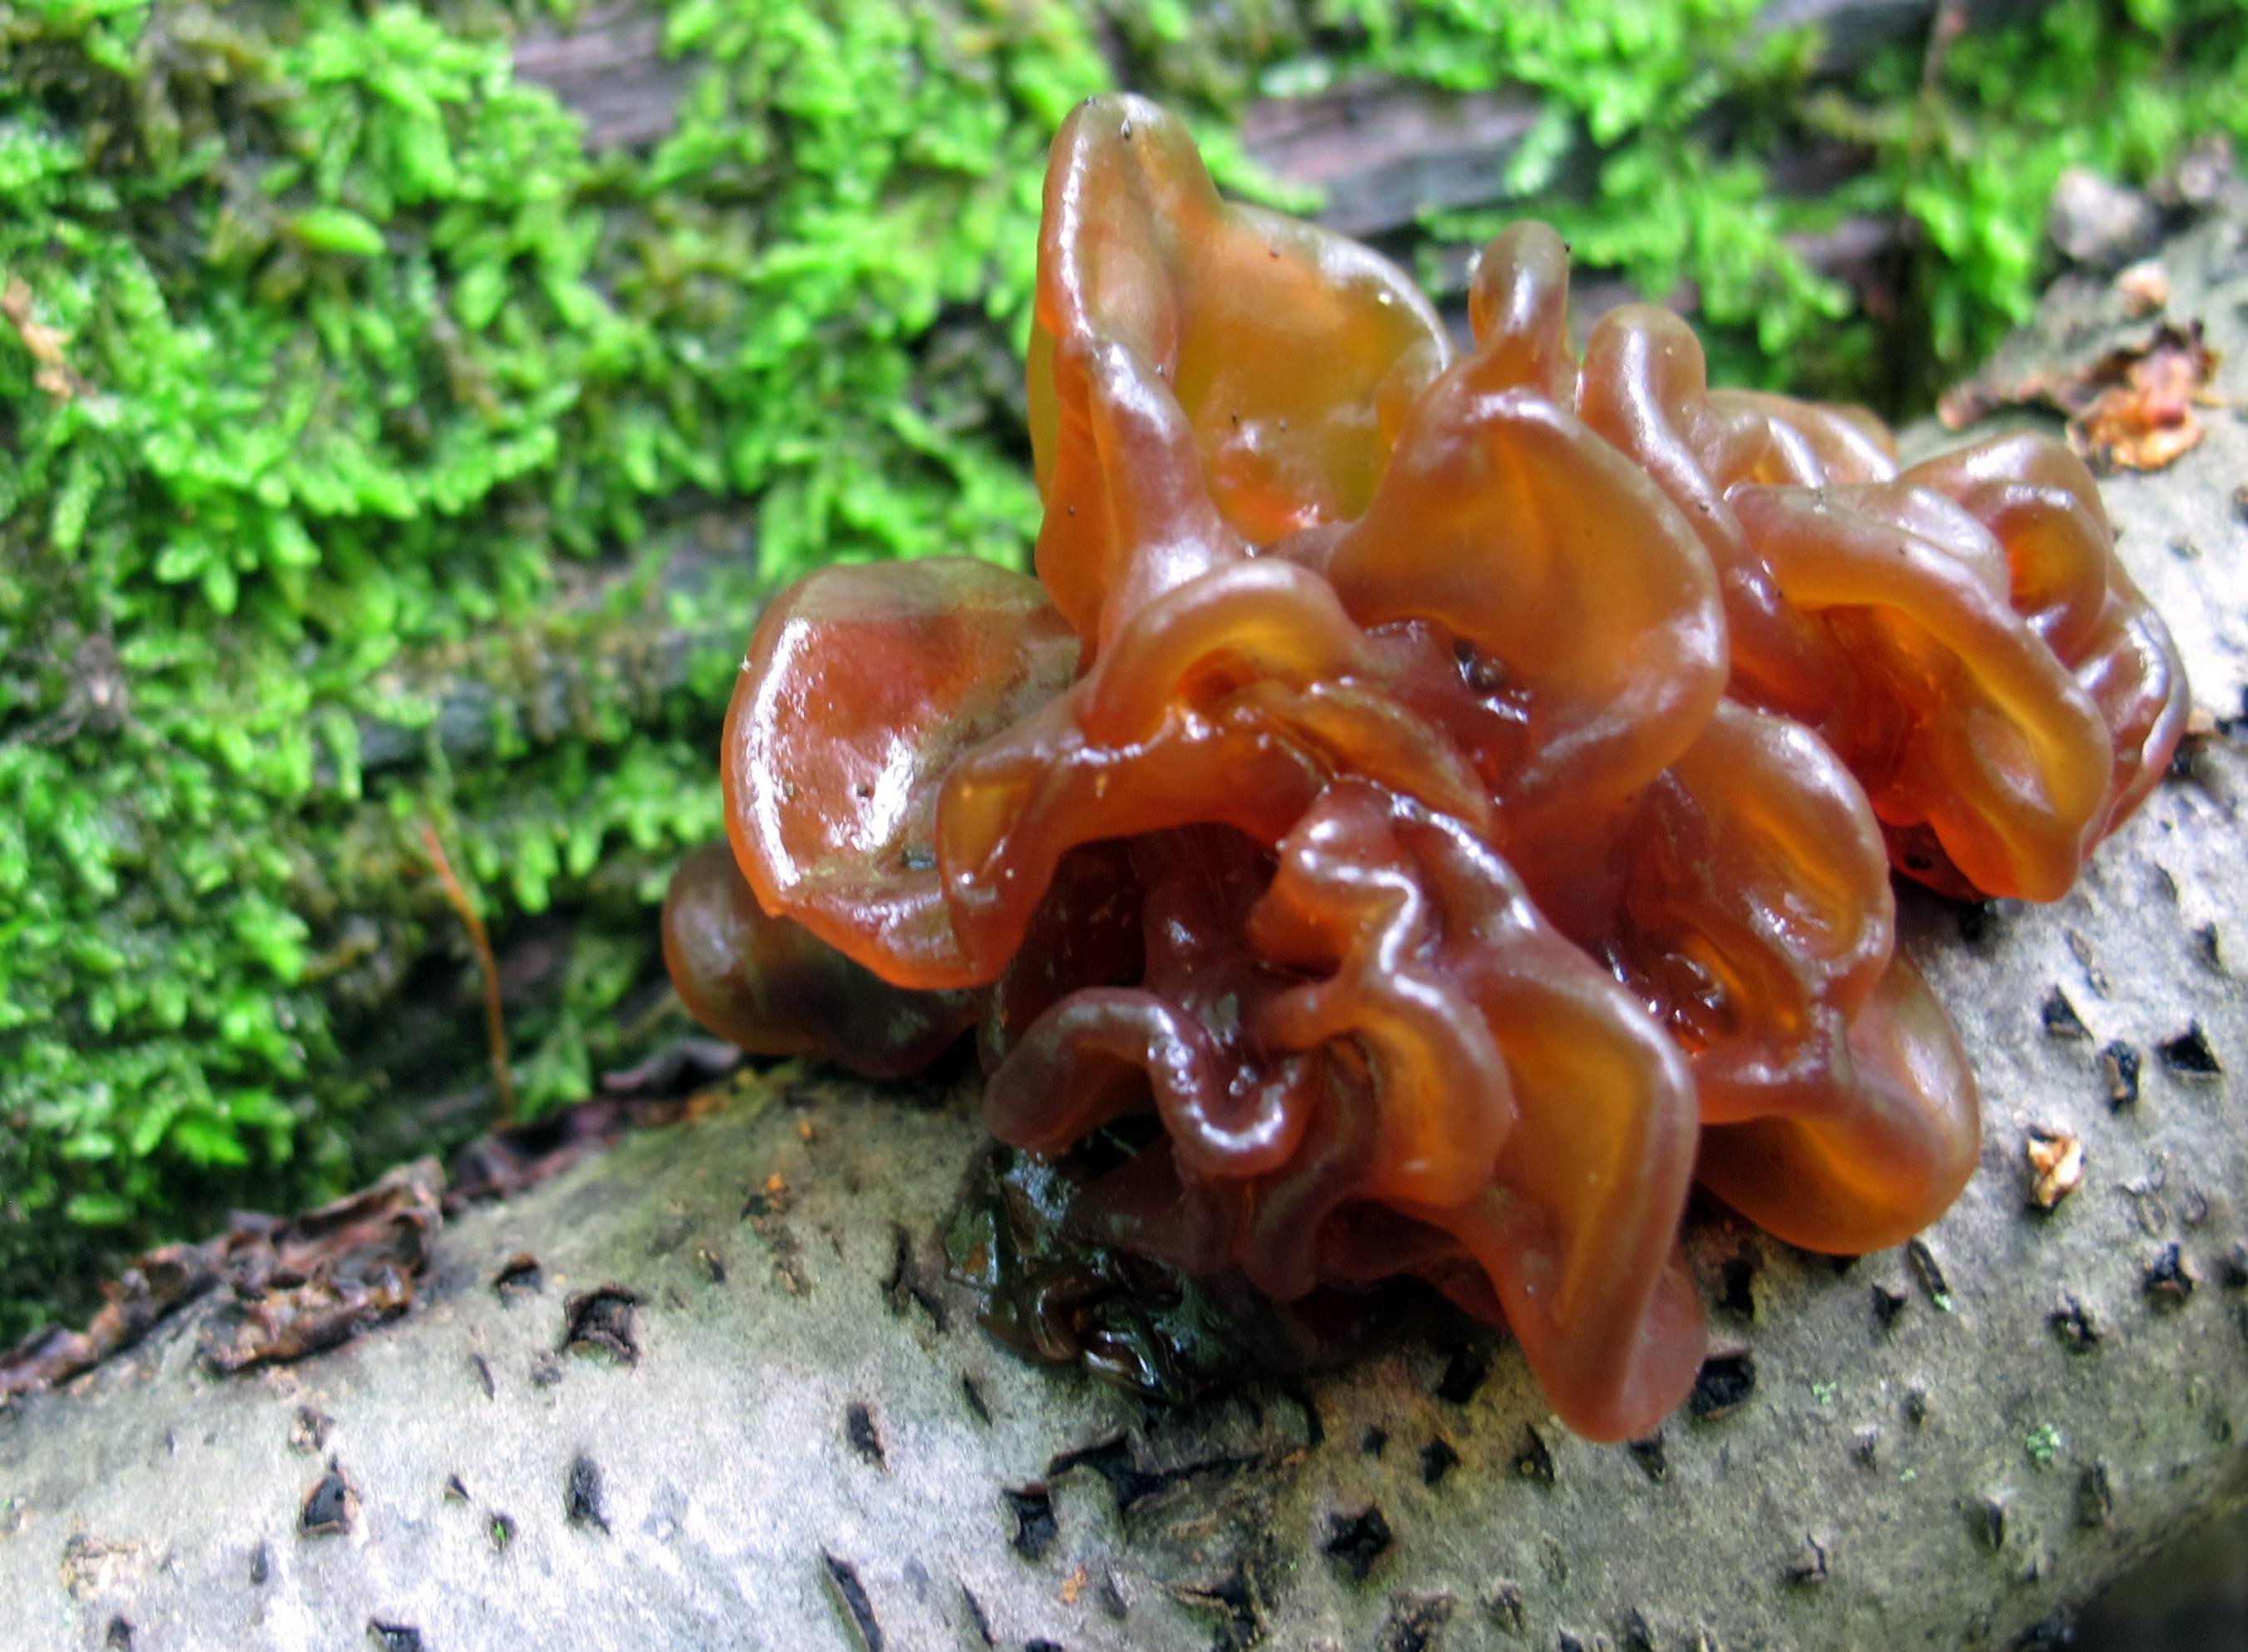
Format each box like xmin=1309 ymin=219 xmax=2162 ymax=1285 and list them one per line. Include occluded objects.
xmin=661 ymin=94 xmax=2189 ymax=1441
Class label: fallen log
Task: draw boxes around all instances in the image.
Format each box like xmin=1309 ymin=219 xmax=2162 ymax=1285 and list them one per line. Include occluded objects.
xmin=2 ymin=129 xmax=2245 ymax=1652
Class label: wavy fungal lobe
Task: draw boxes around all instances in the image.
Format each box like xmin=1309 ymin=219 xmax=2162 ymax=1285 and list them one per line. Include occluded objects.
xmin=665 ymin=94 xmax=2186 ymax=1442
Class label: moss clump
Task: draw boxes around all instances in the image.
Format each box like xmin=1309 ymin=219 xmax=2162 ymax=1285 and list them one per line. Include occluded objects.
xmin=0 ymin=0 xmax=1100 ymax=1338
xmin=3 ymin=0 xmax=2244 ymax=1340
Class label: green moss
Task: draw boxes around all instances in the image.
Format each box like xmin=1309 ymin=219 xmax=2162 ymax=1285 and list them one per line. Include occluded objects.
xmin=0 ymin=0 xmax=1097 ymax=1338
xmin=2 ymin=0 xmax=2243 ymax=1339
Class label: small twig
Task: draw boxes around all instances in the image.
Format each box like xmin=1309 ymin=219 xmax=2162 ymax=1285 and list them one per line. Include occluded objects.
xmin=418 ymin=819 xmax=517 ymax=1125
xmin=1880 ymin=0 xmax=1970 ymax=408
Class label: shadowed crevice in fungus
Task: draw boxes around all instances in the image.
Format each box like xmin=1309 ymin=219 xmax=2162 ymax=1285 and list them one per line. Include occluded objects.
xmin=659 ymin=92 xmax=2189 ymax=1443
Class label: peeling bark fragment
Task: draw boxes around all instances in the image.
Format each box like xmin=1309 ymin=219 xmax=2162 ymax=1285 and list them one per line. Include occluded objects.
xmin=959 ymin=1584 xmax=993 ymax=1646
xmin=566 ymin=1453 xmax=608 ymax=1532
xmin=200 ymin=1163 xmax=443 ymax=1376
xmin=368 ymin=1622 xmax=424 ymax=1652
xmin=561 ymin=1284 xmax=642 ymax=1363
xmin=958 ymin=1373 xmax=991 ymax=1426
xmin=820 ymin=1551 xmax=884 ymax=1651
xmin=288 ymin=1407 xmax=334 ymax=1455
xmin=493 ymin=1253 xmax=542 ymax=1300
xmin=1324 ymin=1505 xmax=1394 ymax=1582
xmin=300 ymin=1463 xmax=354 ymax=1537
xmin=1688 ymin=1353 xmax=1756 ymax=1420
xmin=1484 ymin=1581 xmax=1527 ymax=1635
xmin=1718 ymin=1254 xmax=1758 ymax=1320
xmin=2221 ymin=1242 xmax=2248 ymax=1289
xmin=2142 ymin=1242 xmax=2196 ymax=1303
xmin=2040 ymin=987 xmax=2092 ymax=1041
xmin=1514 ymin=1426 xmax=1557 ymax=1486
xmin=2100 ymin=1041 xmax=2143 ymax=1110
xmin=2078 ymin=1461 xmax=2116 ymax=1530
xmin=450 ymin=1094 xmax=694 ymax=1203
xmin=2156 ymin=1023 xmax=2222 ymax=1077
xmin=1908 ymin=1239 xmax=1956 ymax=1311
xmin=845 ymin=1402 xmax=885 ymax=1468
xmin=1871 ymin=1284 xmax=1909 ymax=1333
xmin=1003 ymin=1484 xmax=1057 ymax=1560
xmin=1785 ymin=1536 xmax=1830 ymax=1585
xmin=2050 ymin=1294 xmax=2102 ymax=1351
xmin=1379 ymin=1591 xmax=1456 ymax=1652
xmin=1434 ymin=1343 xmax=1492 ymax=1405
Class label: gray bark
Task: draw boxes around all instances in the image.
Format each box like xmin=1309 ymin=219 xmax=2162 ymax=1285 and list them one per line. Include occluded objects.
xmin=4 ymin=158 xmax=2248 ymax=1652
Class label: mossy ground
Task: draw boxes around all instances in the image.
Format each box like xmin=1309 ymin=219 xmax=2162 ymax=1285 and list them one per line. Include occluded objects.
xmin=2 ymin=0 xmax=2244 ymax=1341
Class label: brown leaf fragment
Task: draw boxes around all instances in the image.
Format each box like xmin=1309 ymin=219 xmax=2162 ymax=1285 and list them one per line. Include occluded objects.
xmin=1939 ymin=319 xmax=2222 ymax=474
xmin=0 ymin=1243 xmax=225 ymax=1399
xmin=2 ymin=1156 xmax=448 ymax=1397
xmin=199 ymin=1160 xmax=444 ymax=1375
xmin=2071 ymin=323 xmax=2220 ymax=470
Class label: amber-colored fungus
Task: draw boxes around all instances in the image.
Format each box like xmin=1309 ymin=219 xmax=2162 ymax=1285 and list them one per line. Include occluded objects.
xmin=663 ymin=94 xmax=2188 ymax=1442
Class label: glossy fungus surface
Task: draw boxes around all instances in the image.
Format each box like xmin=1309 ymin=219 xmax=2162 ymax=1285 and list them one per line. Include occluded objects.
xmin=665 ymin=93 xmax=2188 ymax=1440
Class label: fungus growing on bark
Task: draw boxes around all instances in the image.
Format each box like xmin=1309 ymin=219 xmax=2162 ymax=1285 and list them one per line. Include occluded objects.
xmin=663 ymin=94 xmax=2186 ymax=1441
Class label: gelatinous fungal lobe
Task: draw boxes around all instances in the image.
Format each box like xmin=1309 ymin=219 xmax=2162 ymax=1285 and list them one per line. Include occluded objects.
xmin=721 ymin=557 xmax=1080 ymax=989
xmin=661 ymin=91 xmax=2186 ymax=1442
xmin=1575 ymin=303 xmax=2189 ymax=901
xmin=1027 ymin=93 xmax=1448 ymax=641
xmin=986 ymin=787 xmax=1706 ymax=1442
xmin=661 ymin=841 xmax=974 ymax=1080
xmin=1607 ymin=704 xmax=1978 ymax=1253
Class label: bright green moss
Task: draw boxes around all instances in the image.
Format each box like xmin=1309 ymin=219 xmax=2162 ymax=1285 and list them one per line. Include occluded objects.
xmin=2 ymin=0 xmax=2242 ymax=1339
